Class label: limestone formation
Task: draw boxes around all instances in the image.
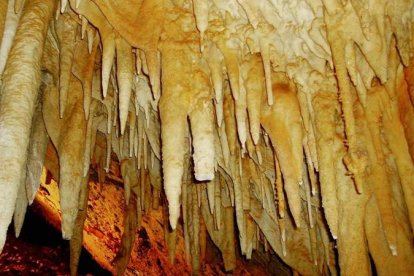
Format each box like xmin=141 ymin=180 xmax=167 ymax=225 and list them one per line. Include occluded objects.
xmin=0 ymin=0 xmax=414 ymax=275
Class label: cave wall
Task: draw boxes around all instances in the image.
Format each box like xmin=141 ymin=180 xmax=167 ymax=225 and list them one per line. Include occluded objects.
xmin=34 ymin=166 xmax=193 ymax=275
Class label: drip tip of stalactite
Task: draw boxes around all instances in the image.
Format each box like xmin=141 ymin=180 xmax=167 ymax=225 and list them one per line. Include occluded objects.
xmin=169 ymin=211 xmax=178 ymax=231
xmin=0 ymin=236 xmax=5 ymax=254
xmin=62 ymin=229 xmax=72 ymax=240
xmin=200 ymin=33 xmax=204 ymax=53
xmin=194 ymin=172 xmax=214 ymax=182
xmin=390 ymin=245 xmax=398 ymax=256
xmin=60 ymin=0 xmax=67 ymax=13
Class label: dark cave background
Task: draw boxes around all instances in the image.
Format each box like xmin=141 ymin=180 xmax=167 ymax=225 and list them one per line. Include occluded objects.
xmin=0 ymin=206 xmax=110 ymax=275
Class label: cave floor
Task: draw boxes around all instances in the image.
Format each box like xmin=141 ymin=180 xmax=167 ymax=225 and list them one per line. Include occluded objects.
xmin=0 ymin=205 xmax=283 ymax=275
xmin=0 ymin=207 xmax=110 ymax=276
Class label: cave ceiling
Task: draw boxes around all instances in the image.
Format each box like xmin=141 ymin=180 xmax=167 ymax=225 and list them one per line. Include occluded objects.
xmin=1 ymin=0 xmax=414 ymax=275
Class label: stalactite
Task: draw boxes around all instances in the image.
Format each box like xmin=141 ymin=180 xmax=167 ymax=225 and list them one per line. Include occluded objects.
xmin=1 ymin=0 xmax=414 ymax=275
xmin=229 ymin=154 xmax=247 ymax=255
xmin=312 ymin=92 xmax=339 ymax=238
xmin=159 ymin=41 xmax=189 ymax=229
xmin=0 ymin=1 xmax=7 ymax=41
xmin=13 ymin=171 xmax=27 ymax=238
xmin=71 ymin=32 xmax=99 ymax=120
xmin=56 ymin=79 xmax=88 ymax=239
xmin=69 ymin=175 xmax=89 ymax=276
xmin=188 ymin=78 xmax=215 ymax=181
xmin=115 ymin=35 xmax=134 ymax=135
xmin=243 ymin=53 xmax=263 ymax=145
xmin=24 ymin=99 xmax=49 ymax=204
xmin=55 ymin=13 xmax=77 ymax=118
xmin=182 ymin=165 xmax=191 ymax=265
xmin=365 ymin=82 xmax=398 ymax=253
xmin=0 ymin=0 xmax=21 ymax=76
xmin=335 ymin=99 xmax=371 ymax=275
xmin=163 ymin=201 xmax=178 ymax=265
xmin=325 ymin=5 xmax=368 ymax=194
xmin=0 ymin=0 xmax=55 ymax=251
xmin=113 ymin=191 xmax=138 ymax=275
xmin=189 ymin=184 xmax=200 ymax=275
xmin=260 ymin=73 xmax=304 ymax=227
xmin=83 ymin=100 xmax=98 ymax=177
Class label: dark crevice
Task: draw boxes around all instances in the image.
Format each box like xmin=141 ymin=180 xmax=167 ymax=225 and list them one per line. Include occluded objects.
xmin=0 ymin=206 xmax=110 ymax=275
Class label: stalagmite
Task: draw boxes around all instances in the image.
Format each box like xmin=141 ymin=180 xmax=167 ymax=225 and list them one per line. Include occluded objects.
xmin=0 ymin=0 xmax=55 ymax=252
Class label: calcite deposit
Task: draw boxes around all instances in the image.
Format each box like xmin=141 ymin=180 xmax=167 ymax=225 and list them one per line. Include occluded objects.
xmin=1 ymin=0 xmax=414 ymax=275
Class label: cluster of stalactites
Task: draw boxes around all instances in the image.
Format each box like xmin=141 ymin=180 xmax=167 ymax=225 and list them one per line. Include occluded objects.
xmin=1 ymin=0 xmax=414 ymax=275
